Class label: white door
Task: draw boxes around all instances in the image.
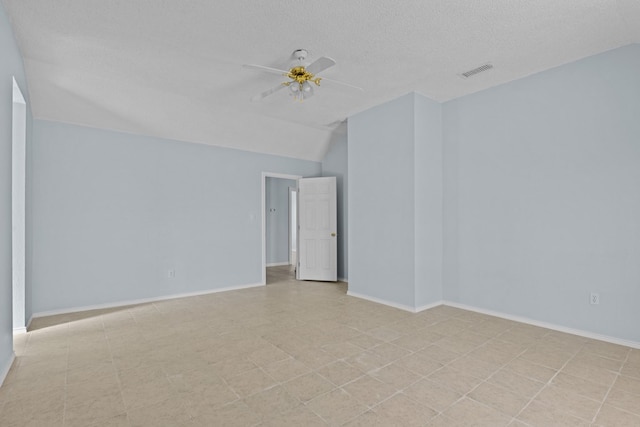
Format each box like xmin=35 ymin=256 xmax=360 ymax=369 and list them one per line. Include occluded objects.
xmin=297 ymin=177 xmax=337 ymax=281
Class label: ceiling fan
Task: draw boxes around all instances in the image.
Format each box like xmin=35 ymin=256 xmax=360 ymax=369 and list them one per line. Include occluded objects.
xmin=243 ymin=49 xmax=363 ymax=102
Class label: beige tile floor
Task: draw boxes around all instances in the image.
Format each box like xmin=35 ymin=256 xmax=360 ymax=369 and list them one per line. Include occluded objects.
xmin=1 ymin=265 xmax=639 ymax=426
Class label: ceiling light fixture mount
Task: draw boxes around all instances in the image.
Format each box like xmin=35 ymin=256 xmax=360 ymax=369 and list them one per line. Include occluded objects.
xmin=292 ymin=49 xmax=308 ymax=61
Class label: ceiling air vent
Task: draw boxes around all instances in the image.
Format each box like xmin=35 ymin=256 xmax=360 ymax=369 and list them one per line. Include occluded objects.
xmin=460 ymin=63 xmax=493 ymax=78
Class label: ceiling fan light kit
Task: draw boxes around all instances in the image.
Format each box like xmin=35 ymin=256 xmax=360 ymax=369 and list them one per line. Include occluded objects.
xmin=285 ymin=65 xmax=321 ymax=101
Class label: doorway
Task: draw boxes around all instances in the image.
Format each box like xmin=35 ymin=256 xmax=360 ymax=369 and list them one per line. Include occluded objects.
xmin=261 ymin=172 xmax=301 ymax=285
xmin=12 ymin=77 xmax=27 ymax=333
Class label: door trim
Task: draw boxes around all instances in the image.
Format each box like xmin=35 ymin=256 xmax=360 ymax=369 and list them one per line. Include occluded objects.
xmin=12 ymin=77 xmax=27 ymax=333
xmin=288 ymin=186 xmax=297 ymax=266
xmin=261 ymin=172 xmax=302 ymax=285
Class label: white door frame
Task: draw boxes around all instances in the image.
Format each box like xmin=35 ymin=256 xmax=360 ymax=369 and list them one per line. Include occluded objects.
xmin=288 ymin=187 xmax=297 ymax=266
xmin=261 ymin=172 xmax=301 ymax=285
xmin=12 ymin=77 xmax=27 ymax=334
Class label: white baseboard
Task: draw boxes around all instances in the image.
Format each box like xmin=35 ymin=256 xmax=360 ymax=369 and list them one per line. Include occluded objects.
xmin=347 ymin=291 xmax=441 ymax=313
xmin=32 ymin=282 xmax=264 ymax=319
xmin=25 ymin=282 xmax=640 ymax=349
xmin=12 ymin=315 xmax=33 ymax=334
xmin=344 ymin=291 xmax=640 ymax=348
xmin=443 ymin=301 xmax=640 ymax=350
xmin=415 ymin=301 xmax=445 ymax=313
xmin=266 ymin=262 xmax=290 ymax=267
xmin=0 ymin=352 xmax=16 ymax=387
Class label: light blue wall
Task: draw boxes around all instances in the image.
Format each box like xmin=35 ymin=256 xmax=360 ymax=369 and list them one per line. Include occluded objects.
xmin=349 ymin=94 xmax=416 ymax=307
xmin=349 ymin=45 xmax=640 ymax=343
xmin=1 ymin=3 xmax=32 ymax=381
xmin=266 ymin=177 xmax=296 ymax=265
xmin=349 ymin=93 xmax=444 ymax=309
xmin=442 ymin=100 xmax=459 ymax=303
xmin=321 ymin=129 xmax=348 ymax=280
xmin=30 ymin=120 xmax=320 ymax=313
xmin=414 ymin=94 xmax=443 ymax=307
xmin=443 ymin=44 xmax=640 ymax=342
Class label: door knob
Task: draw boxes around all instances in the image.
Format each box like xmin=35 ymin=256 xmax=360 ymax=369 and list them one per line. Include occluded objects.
xmin=331 ymin=233 xmax=337 ymax=237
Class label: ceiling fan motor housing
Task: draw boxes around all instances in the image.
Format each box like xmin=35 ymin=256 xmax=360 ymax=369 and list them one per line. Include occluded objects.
xmin=289 ymin=66 xmax=319 ymax=84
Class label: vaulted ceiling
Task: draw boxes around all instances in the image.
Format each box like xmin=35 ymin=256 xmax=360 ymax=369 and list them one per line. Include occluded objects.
xmin=3 ymin=1 xmax=639 ymax=161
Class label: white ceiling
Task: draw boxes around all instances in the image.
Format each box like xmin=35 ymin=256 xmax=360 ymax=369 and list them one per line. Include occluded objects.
xmin=3 ymin=1 xmax=639 ymax=161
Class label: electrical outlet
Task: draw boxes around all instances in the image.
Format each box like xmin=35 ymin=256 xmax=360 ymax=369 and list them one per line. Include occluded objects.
xmin=590 ymin=292 xmax=600 ymax=305
xmin=168 ymin=269 xmax=176 ymax=278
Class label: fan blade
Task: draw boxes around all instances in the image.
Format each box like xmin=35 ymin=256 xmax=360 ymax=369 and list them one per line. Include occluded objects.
xmin=243 ymin=64 xmax=289 ymax=76
xmin=306 ymin=56 xmax=336 ymax=75
xmin=250 ymin=83 xmax=287 ymax=102
xmin=319 ymin=76 xmax=364 ymax=92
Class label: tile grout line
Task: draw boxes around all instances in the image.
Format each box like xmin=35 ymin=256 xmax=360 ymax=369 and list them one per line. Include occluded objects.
xmin=590 ymin=348 xmax=630 ymax=424
xmin=102 ymin=311 xmax=128 ymax=425
xmin=511 ymin=340 xmax=588 ymax=424
xmin=394 ymin=319 xmax=497 ymax=420
xmin=304 ymin=319 xmax=459 ymax=425
xmin=61 ymin=321 xmax=71 ymax=427
xmin=445 ymin=325 xmax=536 ymax=424
xmin=362 ymin=318 xmax=519 ymax=423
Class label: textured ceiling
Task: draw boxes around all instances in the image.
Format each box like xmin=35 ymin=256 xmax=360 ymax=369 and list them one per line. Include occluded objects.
xmin=3 ymin=0 xmax=639 ymax=161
